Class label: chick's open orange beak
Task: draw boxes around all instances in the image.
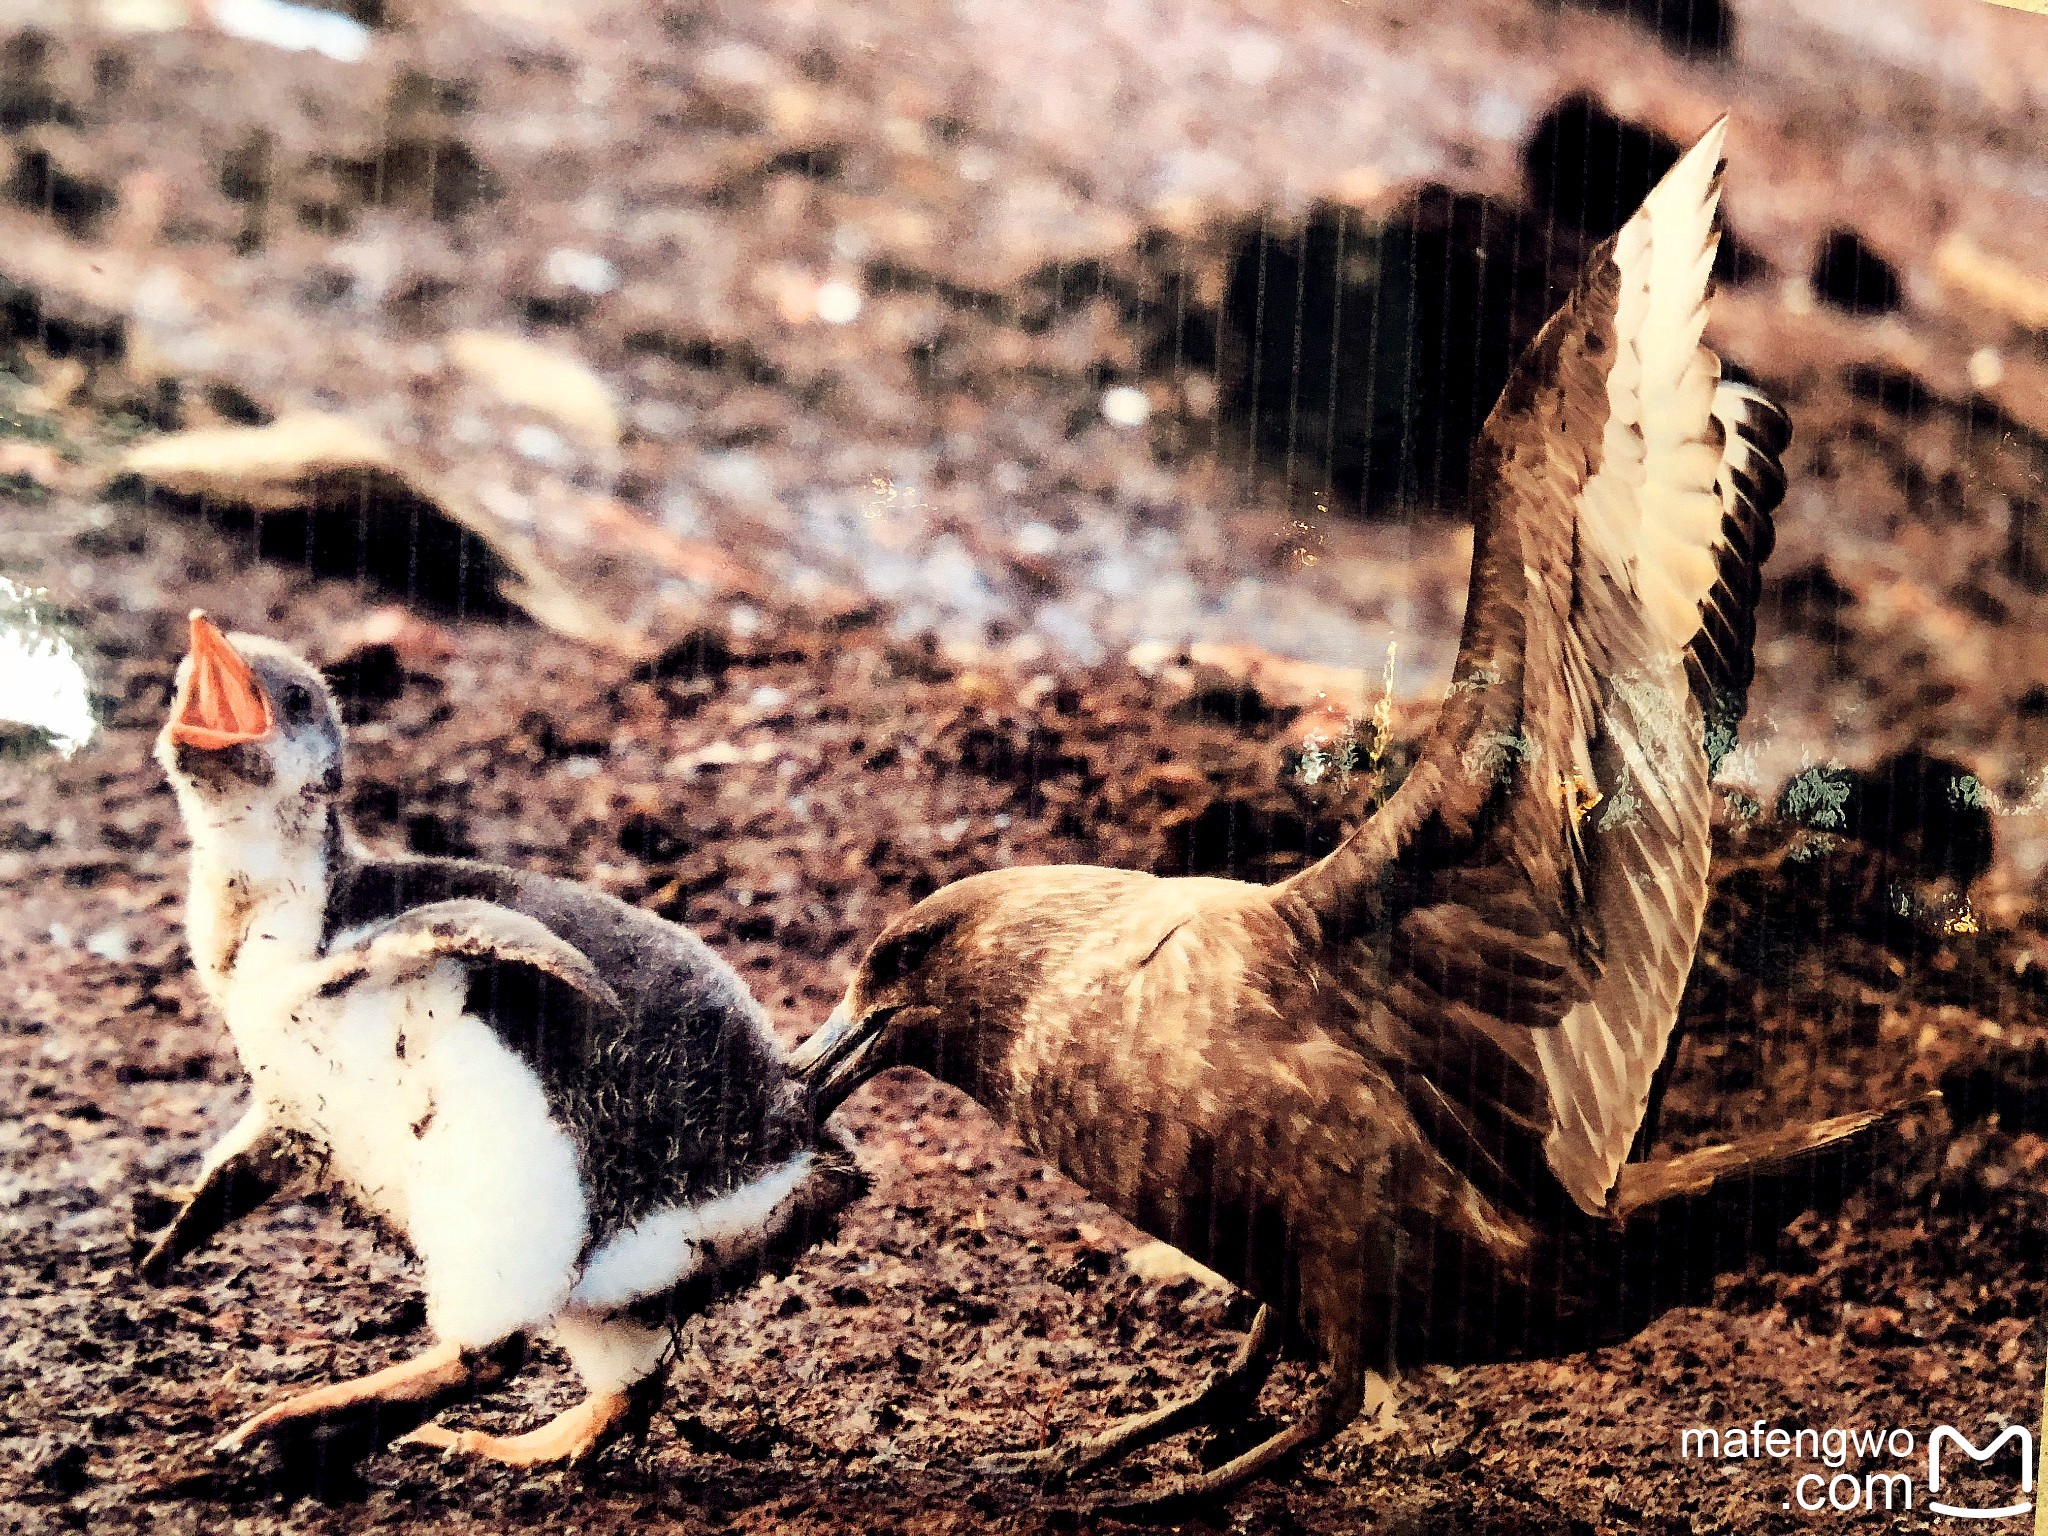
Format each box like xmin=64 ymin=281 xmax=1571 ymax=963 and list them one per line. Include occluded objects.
xmin=170 ymin=611 xmax=272 ymax=750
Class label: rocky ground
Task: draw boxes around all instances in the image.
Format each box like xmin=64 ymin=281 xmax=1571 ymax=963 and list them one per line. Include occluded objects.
xmin=4 ymin=0 xmax=2048 ymax=1531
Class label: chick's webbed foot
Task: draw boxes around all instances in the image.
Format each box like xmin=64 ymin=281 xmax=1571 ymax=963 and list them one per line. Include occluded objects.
xmin=214 ymin=1337 xmax=520 ymax=1456
xmin=400 ymin=1389 xmax=634 ymax=1467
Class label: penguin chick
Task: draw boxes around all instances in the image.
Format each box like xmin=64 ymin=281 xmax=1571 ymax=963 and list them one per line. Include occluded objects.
xmin=150 ymin=612 xmax=861 ymax=1468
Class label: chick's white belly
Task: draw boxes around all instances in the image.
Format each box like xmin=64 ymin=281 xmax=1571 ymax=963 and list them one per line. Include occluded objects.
xmin=226 ymin=957 xmax=589 ymax=1347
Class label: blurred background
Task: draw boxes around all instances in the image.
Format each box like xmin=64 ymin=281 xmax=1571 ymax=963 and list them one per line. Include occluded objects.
xmin=2 ymin=0 xmax=2047 ymax=853
xmin=4 ymin=1 xmax=2048 ymax=1531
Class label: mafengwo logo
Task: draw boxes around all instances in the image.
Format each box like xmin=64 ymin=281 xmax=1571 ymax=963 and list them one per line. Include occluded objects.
xmin=1924 ymin=1427 xmax=2033 ymax=1521
xmin=1678 ymin=1418 xmax=2038 ymax=1518
xmin=2038 ymin=1356 xmax=2048 ymax=1536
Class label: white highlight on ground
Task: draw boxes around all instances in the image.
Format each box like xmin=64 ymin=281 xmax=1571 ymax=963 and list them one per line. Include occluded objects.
xmin=0 ymin=578 xmax=94 ymax=756
xmin=212 ymin=0 xmax=372 ymax=63
xmin=544 ymin=249 xmax=621 ymax=297
xmin=815 ymin=280 xmax=864 ymax=325
xmin=1014 ymin=521 xmax=1060 ymax=556
xmin=1100 ymin=385 xmax=1150 ymax=427
xmin=1968 ymin=346 xmax=2006 ymax=391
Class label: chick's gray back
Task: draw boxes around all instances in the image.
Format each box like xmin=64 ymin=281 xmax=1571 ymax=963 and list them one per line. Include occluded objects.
xmin=326 ymin=854 xmax=807 ymax=1244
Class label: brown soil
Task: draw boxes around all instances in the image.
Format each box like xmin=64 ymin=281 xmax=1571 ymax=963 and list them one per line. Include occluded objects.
xmin=3 ymin=493 xmax=2044 ymax=1534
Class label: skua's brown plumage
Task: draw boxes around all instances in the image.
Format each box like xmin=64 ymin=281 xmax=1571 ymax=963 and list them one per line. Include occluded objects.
xmin=795 ymin=122 xmax=1920 ymax=1511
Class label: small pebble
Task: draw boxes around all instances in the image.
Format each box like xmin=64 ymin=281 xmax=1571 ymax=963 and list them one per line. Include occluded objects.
xmin=85 ymin=927 xmax=131 ymax=963
xmin=543 ymin=248 xmax=621 ymax=296
xmin=1100 ymin=386 xmax=1150 ymax=427
xmin=815 ymin=281 xmax=864 ymax=326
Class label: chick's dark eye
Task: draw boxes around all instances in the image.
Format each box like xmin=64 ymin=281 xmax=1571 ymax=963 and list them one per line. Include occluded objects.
xmin=280 ymin=684 xmax=313 ymax=722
